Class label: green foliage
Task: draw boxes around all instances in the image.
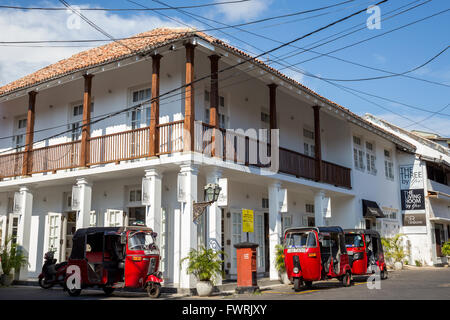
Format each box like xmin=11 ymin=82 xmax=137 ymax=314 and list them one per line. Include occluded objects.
xmin=274 ymin=244 xmax=286 ymax=273
xmin=442 ymin=241 xmax=450 ymax=257
xmin=414 ymin=260 xmax=422 ymax=267
xmin=180 ymin=246 xmax=225 ymax=285
xmin=381 ymin=234 xmax=406 ymax=263
xmin=0 ymin=237 xmax=29 ymax=276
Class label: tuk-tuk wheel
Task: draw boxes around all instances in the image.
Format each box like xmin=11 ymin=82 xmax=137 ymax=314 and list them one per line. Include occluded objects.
xmin=304 ymin=281 xmax=313 ymax=289
xmin=342 ymin=272 xmax=352 ymax=287
xmin=147 ymin=283 xmax=161 ymax=298
xmin=67 ymin=288 xmax=81 ymax=297
xmin=380 ymin=269 xmax=388 ymax=280
xmin=293 ymin=278 xmax=302 ymax=292
xmin=103 ymin=286 xmax=115 ymax=296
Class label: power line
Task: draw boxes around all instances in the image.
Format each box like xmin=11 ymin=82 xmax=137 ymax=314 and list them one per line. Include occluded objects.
xmin=0 ymin=1 xmax=386 ymax=156
xmin=0 ymin=0 xmax=251 ymax=11
xmin=0 ymin=0 xmax=363 ymax=45
xmin=403 ymin=103 xmax=450 ymax=129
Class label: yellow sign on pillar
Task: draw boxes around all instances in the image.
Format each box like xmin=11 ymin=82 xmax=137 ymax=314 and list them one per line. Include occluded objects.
xmin=242 ymin=209 xmax=254 ymax=233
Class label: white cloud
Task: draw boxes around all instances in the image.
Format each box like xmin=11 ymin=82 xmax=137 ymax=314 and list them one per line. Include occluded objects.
xmin=211 ymin=0 xmax=272 ymax=22
xmin=372 ymin=112 xmax=450 ymax=136
xmin=0 ymin=5 xmax=191 ymax=86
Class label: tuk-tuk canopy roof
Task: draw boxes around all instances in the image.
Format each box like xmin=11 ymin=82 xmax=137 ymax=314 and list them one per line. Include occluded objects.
xmin=344 ymin=229 xmax=381 ymax=237
xmin=73 ymin=226 xmax=154 ymax=239
xmin=284 ymin=226 xmax=344 ymax=235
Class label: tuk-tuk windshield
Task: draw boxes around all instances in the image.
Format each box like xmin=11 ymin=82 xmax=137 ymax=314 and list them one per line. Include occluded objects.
xmin=128 ymin=231 xmax=154 ymax=250
xmin=345 ymin=234 xmax=364 ymax=248
xmin=285 ymin=231 xmax=317 ymax=248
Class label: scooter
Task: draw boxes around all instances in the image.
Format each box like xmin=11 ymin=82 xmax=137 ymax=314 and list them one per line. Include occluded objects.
xmin=38 ymin=251 xmax=68 ymax=289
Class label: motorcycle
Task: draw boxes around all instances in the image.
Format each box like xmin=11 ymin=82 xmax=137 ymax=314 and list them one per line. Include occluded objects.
xmin=38 ymin=251 xmax=68 ymax=289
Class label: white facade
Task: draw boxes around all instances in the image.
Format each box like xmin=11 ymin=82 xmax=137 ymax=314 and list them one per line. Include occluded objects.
xmin=0 ymin=31 xmax=419 ymax=287
xmin=365 ymin=114 xmax=450 ymax=266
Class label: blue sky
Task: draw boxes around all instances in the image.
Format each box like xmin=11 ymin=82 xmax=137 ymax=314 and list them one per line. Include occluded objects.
xmin=1 ymin=0 xmax=449 ymax=135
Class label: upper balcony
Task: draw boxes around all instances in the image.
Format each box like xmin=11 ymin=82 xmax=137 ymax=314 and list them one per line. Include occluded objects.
xmin=0 ymin=120 xmax=351 ymax=189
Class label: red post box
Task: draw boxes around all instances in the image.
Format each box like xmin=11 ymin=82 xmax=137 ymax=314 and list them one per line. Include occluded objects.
xmin=234 ymin=242 xmax=259 ymax=293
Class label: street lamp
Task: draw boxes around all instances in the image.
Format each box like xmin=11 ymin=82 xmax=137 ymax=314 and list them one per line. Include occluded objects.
xmin=193 ymin=183 xmax=221 ymax=223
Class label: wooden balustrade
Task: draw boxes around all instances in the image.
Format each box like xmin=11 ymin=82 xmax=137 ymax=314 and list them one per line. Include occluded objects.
xmin=0 ymin=120 xmax=351 ymax=189
xmin=31 ymin=141 xmax=81 ymax=174
xmin=0 ymin=151 xmax=25 ymax=178
xmin=158 ymin=120 xmax=184 ymax=155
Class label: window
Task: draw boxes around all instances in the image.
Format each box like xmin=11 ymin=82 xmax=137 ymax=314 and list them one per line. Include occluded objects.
xmin=18 ymin=119 xmax=27 ymax=129
xmin=262 ymin=198 xmax=269 ymax=209
xmin=366 ymin=142 xmax=377 ymax=174
xmin=48 ymin=215 xmax=60 ymax=252
xmin=69 ymin=103 xmax=93 ymax=141
xmin=260 ymin=111 xmax=270 ymax=124
xmin=129 ymin=188 xmax=142 ymax=202
xmin=13 ymin=117 xmax=27 ymax=150
xmin=285 ymin=231 xmax=317 ymax=248
xmin=305 ymin=203 xmax=314 ymax=214
xmin=353 ymin=136 xmax=365 ymax=170
xmin=384 ymin=150 xmax=394 ymax=180
xmin=303 ymin=128 xmax=315 ymax=157
xmin=107 ymin=210 xmax=123 ymax=227
xmin=129 ymin=87 xmax=151 ymax=129
xmin=89 ymin=211 xmax=97 ymax=227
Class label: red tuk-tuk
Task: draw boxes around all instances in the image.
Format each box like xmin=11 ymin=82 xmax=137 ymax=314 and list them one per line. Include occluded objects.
xmin=65 ymin=226 xmax=163 ymax=297
xmin=344 ymin=229 xmax=388 ymax=280
xmin=284 ymin=227 xmax=352 ymax=291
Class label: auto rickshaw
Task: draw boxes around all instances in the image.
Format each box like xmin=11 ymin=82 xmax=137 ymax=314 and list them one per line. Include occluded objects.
xmin=64 ymin=226 xmax=163 ymax=297
xmin=284 ymin=226 xmax=352 ymax=291
xmin=344 ymin=229 xmax=388 ymax=280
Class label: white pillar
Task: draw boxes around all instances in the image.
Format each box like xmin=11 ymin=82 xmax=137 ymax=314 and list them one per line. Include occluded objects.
xmin=144 ymin=168 xmax=162 ymax=242
xmin=75 ymin=178 xmax=92 ymax=230
xmin=314 ymin=190 xmax=326 ymax=227
xmin=179 ymin=163 xmax=198 ymax=289
xmin=16 ymin=186 xmax=33 ymax=280
xmin=206 ymin=167 xmax=222 ymax=285
xmin=268 ymin=181 xmax=282 ymax=280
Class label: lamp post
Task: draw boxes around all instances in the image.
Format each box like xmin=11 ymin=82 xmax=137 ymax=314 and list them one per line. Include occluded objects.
xmin=193 ymin=183 xmax=221 ymax=223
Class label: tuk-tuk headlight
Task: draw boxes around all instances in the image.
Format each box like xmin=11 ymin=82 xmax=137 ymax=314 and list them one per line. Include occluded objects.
xmin=293 ymin=267 xmax=300 ymax=274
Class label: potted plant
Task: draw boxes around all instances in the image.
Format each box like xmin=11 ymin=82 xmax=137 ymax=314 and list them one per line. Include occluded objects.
xmin=382 ymin=234 xmax=406 ymax=270
xmin=180 ymin=246 xmax=225 ymax=296
xmin=275 ymin=244 xmax=290 ymax=284
xmin=442 ymin=241 xmax=450 ymax=265
xmin=0 ymin=237 xmax=29 ymax=286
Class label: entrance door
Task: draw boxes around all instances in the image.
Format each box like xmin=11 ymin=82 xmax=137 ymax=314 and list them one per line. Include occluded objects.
xmin=264 ymin=212 xmax=270 ymax=273
xmin=230 ymin=210 xmax=242 ymax=275
xmin=62 ymin=212 xmax=76 ymax=261
xmin=44 ymin=213 xmax=62 ymax=261
xmin=435 ymin=224 xmax=443 ymax=257
xmin=254 ymin=212 xmax=265 ymax=273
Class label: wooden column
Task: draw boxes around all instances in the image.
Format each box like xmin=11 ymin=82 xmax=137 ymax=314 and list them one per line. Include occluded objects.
xmin=149 ymin=54 xmax=162 ymax=157
xmin=209 ymin=54 xmax=220 ymax=157
xmin=184 ymin=43 xmax=196 ymax=152
xmin=268 ymin=83 xmax=278 ymax=130
xmin=313 ymin=105 xmax=322 ymax=181
xmin=80 ymin=74 xmax=93 ymax=168
xmin=22 ymin=91 xmax=37 ymax=176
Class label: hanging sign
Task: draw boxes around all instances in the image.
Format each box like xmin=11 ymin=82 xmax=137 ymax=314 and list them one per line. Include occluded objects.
xmin=399 ymin=163 xmax=424 ymax=190
xmin=242 ymin=209 xmax=254 ymax=233
xmin=400 ymin=189 xmax=425 ymax=211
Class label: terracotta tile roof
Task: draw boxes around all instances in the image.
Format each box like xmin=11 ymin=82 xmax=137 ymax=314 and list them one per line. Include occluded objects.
xmin=0 ymin=27 xmax=415 ymax=151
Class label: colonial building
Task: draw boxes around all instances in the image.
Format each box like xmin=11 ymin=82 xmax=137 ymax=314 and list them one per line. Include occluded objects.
xmin=0 ymin=28 xmax=416 ymax=288
xmin=365 ymin=114 xmax=450 ymax=266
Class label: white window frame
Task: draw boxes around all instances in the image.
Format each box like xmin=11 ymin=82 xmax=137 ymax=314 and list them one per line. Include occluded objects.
xmin=44 ymin=213 xmax=62 ymax=262
xmin=12 ymin=115 xmax=27 ymax=150
xmin=105 ymin=209 xmax=124 ymax=227
xmin=0 ymin=215 xmax=7 ymax=248
xmin=303 ymin=127 xmax=315 ymax=157
xmin=89 ymin=210 xmax=97 ymax=227
xmin=353 ymin=135 xmax=365 ymax=171
xmin=365 ymin=141 xmax=377 ymax=175
xmin=384 ymin=149 xmax=394 ymax=180
xmin=231 ymin=210 xmax=242 ymax=271
xmin=68 ymin=101 xmax=94 ymax=141
xmin=128 ymin=85 xmax=152 ymax=130
xmin=7 ymin=213 xmax=20 ymax=246
xmin=282 ymin=214 xmax=292 ymax=232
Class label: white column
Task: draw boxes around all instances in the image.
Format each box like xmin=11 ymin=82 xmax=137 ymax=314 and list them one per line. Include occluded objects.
xmin=173 ymin=208 xmax=181 ymax=285
xmin=144 ymin=168 xmax=162 ymax=242
xmin=206 ymin=167 xmax=222 ymax=285
xmin=16 ymin=186 xmax=33 ymax=280
xmin=314 ymin=190 xmax=326 ymax=227
xmin=179 ymin=163 xmax=198 ymax=289
xmin=268 ymin=181 xmax=282 ymax=280
xmin=75 ymin=178 xmax=92 ymax=230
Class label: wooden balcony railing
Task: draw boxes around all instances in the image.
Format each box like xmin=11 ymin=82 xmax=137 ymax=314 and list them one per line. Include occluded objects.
xmin=0 ymin=120 xmax=351 ymax=189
